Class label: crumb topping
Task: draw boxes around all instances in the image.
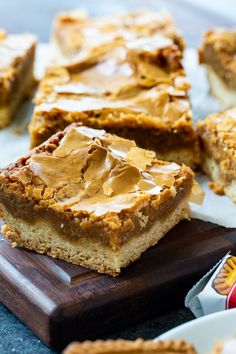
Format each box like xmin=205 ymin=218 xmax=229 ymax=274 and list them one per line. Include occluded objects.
xmin=5 ymin=125 xmax=186 ymax=217
xmin=64 ymin=338 xmax=197 ymax=354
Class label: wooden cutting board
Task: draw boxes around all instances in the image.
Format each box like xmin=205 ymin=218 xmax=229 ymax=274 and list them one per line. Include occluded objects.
xmin=0 ymin=219 xmax=235 ymax=351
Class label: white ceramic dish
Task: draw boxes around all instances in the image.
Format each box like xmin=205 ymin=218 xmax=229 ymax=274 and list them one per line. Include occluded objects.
xmin=157 ymin=309 xmax=236 ymax=353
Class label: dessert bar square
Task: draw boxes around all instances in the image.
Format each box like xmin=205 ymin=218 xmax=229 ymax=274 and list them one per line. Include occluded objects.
xmin=64 ymin=339 xmax=197 ymax=354
xmin=199 ymin=29 xmax=236 ymax=108
xmin=0 ymin=124 xmax=194 ymax=276
xmin=197 ymin=108 xmax=236 ymax=202
xmin=0 ymin=29 xmax=36 ymax=128
xmin=29 ymin=10 xmax=199 ymax=169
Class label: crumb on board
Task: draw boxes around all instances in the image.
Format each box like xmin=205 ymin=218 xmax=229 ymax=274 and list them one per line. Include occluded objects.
xmin=208 ymin=181 xmax=224 ymax=195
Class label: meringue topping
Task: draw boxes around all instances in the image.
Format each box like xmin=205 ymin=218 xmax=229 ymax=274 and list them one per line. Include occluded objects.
xmin=28 ymin=126 xmax=181 ymax=216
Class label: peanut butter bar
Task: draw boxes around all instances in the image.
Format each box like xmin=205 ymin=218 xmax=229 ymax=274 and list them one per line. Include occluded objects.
xmin=29 ymin=10 xmax=199 ymax=169
xmin=0 ymin=124 xmax=195 ymax=276
xmin=197 ymin=108 xmax=236 ymax=202
xmin=0 ymin=29 xmax=36 ymax=128
xmin=199 ymin=29 xmax=236 ymax=108
xmin=64 ymin=339 xmax=197 ymax=354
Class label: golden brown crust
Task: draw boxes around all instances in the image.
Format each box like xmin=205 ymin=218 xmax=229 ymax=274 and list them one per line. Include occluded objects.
xmin=63 ymin=339 xmax=197 ymax=354
xmin=199 ymin=28 xmax=236 ymax=89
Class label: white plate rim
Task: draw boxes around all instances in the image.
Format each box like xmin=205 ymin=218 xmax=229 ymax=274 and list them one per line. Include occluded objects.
xmin=157 ymin=308 xmax=236 ymax=340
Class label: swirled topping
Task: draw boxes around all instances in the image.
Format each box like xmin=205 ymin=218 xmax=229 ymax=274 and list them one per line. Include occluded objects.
xmin=25 ymin=126 xmax=182 ymax=216
xmin=53 ymin=9 xmax=185 ymax=64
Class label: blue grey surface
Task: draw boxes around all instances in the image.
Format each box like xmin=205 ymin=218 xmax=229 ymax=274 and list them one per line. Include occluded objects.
xmin=0 ymin=302 xmax=194 ymax=354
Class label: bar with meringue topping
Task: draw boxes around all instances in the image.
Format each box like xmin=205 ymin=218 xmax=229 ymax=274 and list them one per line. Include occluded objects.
xmin=29 ymin=9 xmax=199 ymax=169
xmin=0 ymin=124 xmax=195 ymax=276
xmin=0 ymin=29 xmax=36 ymax=128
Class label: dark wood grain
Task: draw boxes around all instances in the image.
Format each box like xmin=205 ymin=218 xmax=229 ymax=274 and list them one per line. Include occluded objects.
xmin=0 ymin=219 xmax=235 ymax=350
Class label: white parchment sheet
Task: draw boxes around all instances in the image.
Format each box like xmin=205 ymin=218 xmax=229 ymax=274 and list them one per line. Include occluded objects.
xmin=0 ymin=45 xmax=235 ymax=227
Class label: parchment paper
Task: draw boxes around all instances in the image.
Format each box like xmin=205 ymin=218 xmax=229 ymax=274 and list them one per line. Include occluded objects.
xmin=0 ymin=45 xmax=235 ymax=227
